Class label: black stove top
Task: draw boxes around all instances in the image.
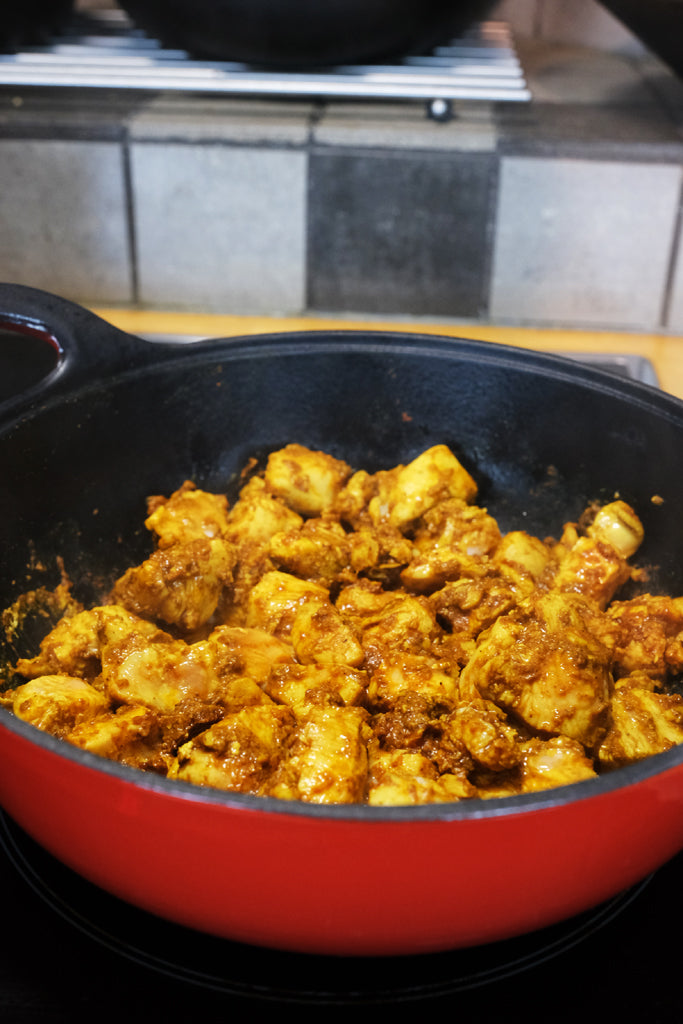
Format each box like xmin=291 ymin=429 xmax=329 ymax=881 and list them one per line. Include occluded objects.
xmin=0 ymin=808 xmax=681 ymax=1020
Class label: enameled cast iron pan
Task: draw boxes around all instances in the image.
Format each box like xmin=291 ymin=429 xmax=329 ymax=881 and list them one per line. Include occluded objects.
xmin=1 ymin=282 xmax=683 ymax=958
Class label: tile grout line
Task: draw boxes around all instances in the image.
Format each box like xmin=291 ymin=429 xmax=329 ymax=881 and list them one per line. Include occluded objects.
xmin=121 ymin=135 xmax=140 ymax=306
xmin=659 ymin=169 xmax=683 ymax=329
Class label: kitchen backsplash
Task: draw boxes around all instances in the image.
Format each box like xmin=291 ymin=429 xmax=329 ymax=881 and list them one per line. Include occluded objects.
xmin=1 ymin=1 xmax=682 ymax=332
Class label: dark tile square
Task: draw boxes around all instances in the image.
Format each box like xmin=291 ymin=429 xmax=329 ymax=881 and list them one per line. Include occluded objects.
xmin=307 ymin=150 xmax=496 ymax=318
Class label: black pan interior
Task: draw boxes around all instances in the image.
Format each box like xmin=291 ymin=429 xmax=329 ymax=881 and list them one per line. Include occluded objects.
xmin=1 ymin=331 xmax=682 ymax=669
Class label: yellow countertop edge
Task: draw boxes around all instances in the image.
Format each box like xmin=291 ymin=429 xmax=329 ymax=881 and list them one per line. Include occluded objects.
xmin=89 ymin=308 xmax=683 ymax=401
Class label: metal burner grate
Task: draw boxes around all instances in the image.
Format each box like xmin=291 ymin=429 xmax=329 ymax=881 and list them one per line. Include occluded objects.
xmin=0 ymin=9 xmax=530 ymax=117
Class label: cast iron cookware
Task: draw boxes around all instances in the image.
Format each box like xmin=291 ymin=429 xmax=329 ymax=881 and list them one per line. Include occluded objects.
xmin=116 ymin=0 xmax=496 ymax=68
xmin=0 ymin=0 xmax=73 ymax=51
xmin=1 ymin=283 xmax=683 ymax=958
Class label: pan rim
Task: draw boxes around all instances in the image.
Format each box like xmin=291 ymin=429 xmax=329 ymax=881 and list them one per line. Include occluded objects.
xmin=2 ymin=328 xmax=681 ymax=429
xmin=3 ymin=328 xmax=683 ymax=827
xmin=2 ymin=703 xmax=681 ymax=824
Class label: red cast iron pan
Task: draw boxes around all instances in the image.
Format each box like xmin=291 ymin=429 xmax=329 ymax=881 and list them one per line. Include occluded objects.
xmin=1 ymin=282 xmax=683 ymax=958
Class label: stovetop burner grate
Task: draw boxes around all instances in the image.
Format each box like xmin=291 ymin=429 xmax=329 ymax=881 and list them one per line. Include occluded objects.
xmin=0 ymin=9 xmax=530 ymax=118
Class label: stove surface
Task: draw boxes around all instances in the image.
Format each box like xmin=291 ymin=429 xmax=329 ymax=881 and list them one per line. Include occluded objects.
xmin=0 ymin=807 xmax=680 ymax=1019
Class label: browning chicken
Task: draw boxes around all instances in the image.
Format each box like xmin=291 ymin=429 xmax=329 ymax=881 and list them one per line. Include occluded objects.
xmin=5 ymin=442 xmax=683 ymax=807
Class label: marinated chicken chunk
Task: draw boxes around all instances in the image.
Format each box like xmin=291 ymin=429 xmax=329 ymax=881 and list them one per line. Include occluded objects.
xmin=400 ymin=498 xmax=502 ymax=592
xmin=607 ymin=594 xmax=683 ymax=681
xmin=146 ymin=480 xmax=231 ymax=548
xmin=68 ymin=703 xmax=163 ymax=770
xmin=10 ymin=674 xmax=108 ymax=737
xmin=5 ymin=442 xmax=683 ymax=807
xmin=597 ymin=680 xmax=683 ymax=769
xmin=264 ymin=705 xmax=370 ymax=803
xmin=247 ymin=570 xmax=364 ymax=668
xmin=264 ymin=443 xmax=352 ymax=517
xmin=367 ymin=445 xmax=477 ymax=531
xmin=459 ymin=591 xmax=613 ymax=748
xmin=367 ymin=748 xmax=476 ymax=805
xmin=519 ymin=736 xmax=598 ymax=792
xmin=112 ymin=537 xmax=235 ymax=633
xmin=551 ymin=500 xmax=644 ymax=609
xmin=268 ymin=516 xmax=356 ymax=584
xmin=170 ymin=703 xmax=296 ymax=794
xmin=15 ymin=605 xmax=166 ymax=681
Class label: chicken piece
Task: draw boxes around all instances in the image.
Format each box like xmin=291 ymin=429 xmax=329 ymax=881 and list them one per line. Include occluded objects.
xmin=289 ymin=600 xmax=364 ymax=668
xmin=169 ymin=704 xmax=296 ymax=793
xmin=331 ymin=469 xmax=376 ymax=528
xmin=587 ymin=500 xmax=644 ymax=559
xmin=336 ymin=582 xmax=459 ymax=703
xmin=552 ymin=536 xmax=631 ymax=609
xmin=11 ymin=675 xmax=108 ymax=737
xmin=366 ymin=652 xmax=459 ymax=709
xmin=245 ymin=570 xmax=328 ymax=636
xmin=204 ymin=625 xmax=295 ymax=681
xmin=432 ymin=699 xmax=522 ymax=774
xmin=209 ymin=675 xmax=276 ymax=713
xmin=67 ymin=703 xmax=163 ymax=770
xmin=459 ymin=591 xmax=612 ymax=748
xmin=264 ymin=705 xmax=370 ymax=803
xmin=14 ymin=605 xmax=165 ymax=681
xmin=360 ymin=526 xmax=415 ymax=582
xmin=264 ymin=443 xmax=352 ymax=517
xmin=264 ymin=662 xmax=368 ymax=711
xmin=336 ymin=583 xmax=439 ymax=656
xmin=246 ymin=570 xmax=364 ymax=668
xmin=429 ymin=573 xmax=518 ymax=643
xmin=346 ymin=528 xmax=383 ymax=575
xmin=370 ymin=692 xmax=451 ymax=747
xmin=598 ymin=683 xmax=683 ymax=770
xmin=145 ymin=481 xmax=231 ymax=548
xmin=492 ymin=531 xmax=554 ymax=594
xmin=367 ymin=445 xmax=478 ymax=532
xmin=400 ymin=499 xmax=501 ymax=592
xmin=366 ymin=747 xmax=476 ymax=805
xmin=426 ymin=532 xmax=552 ymax=645
xmin=221 ymin=476 xmax=304 ymax=622
xmin=102 ymin=621 xmax=290 ymax=713
xmin=607 ymin=594 xmax=683 ymax=681
xmin=415 ymin=498 xmax=502 ymax=558
xmin=111 ymin=537 xmax=234 ymax=632
xmin=102 ymin=633 xmax=206 ymax=712
xmin=268 ymin=516 xmax=354 ymax=583
xmin=226 ymin=476 xmax=304 ymax=544
xmin=551 ymin=501 xmax=643 ymax=609
xmin=519 ymin=736 xmax=597 ymax=792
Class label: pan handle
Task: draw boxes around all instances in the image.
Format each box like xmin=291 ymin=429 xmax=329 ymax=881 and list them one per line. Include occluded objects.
xmin=0 ymin=283 xmax=165 ymax=413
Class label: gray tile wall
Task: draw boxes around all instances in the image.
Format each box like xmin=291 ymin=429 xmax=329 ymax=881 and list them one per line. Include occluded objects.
xmin=490 ymin=157 xmax=682 ymax=329
xmin=1 ymin=38 xmax=683 ymax=332
xmin=131 ymin=143 xmax=307 ymax=313
xmin=0 ymin=138 xmax=132 ymax=304
xmin=307 ymin=150 xmax=496 ymax=318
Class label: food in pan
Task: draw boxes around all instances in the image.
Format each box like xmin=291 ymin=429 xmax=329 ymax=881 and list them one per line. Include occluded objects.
xmin=3 ymin=442 xmax=683 ymax=806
